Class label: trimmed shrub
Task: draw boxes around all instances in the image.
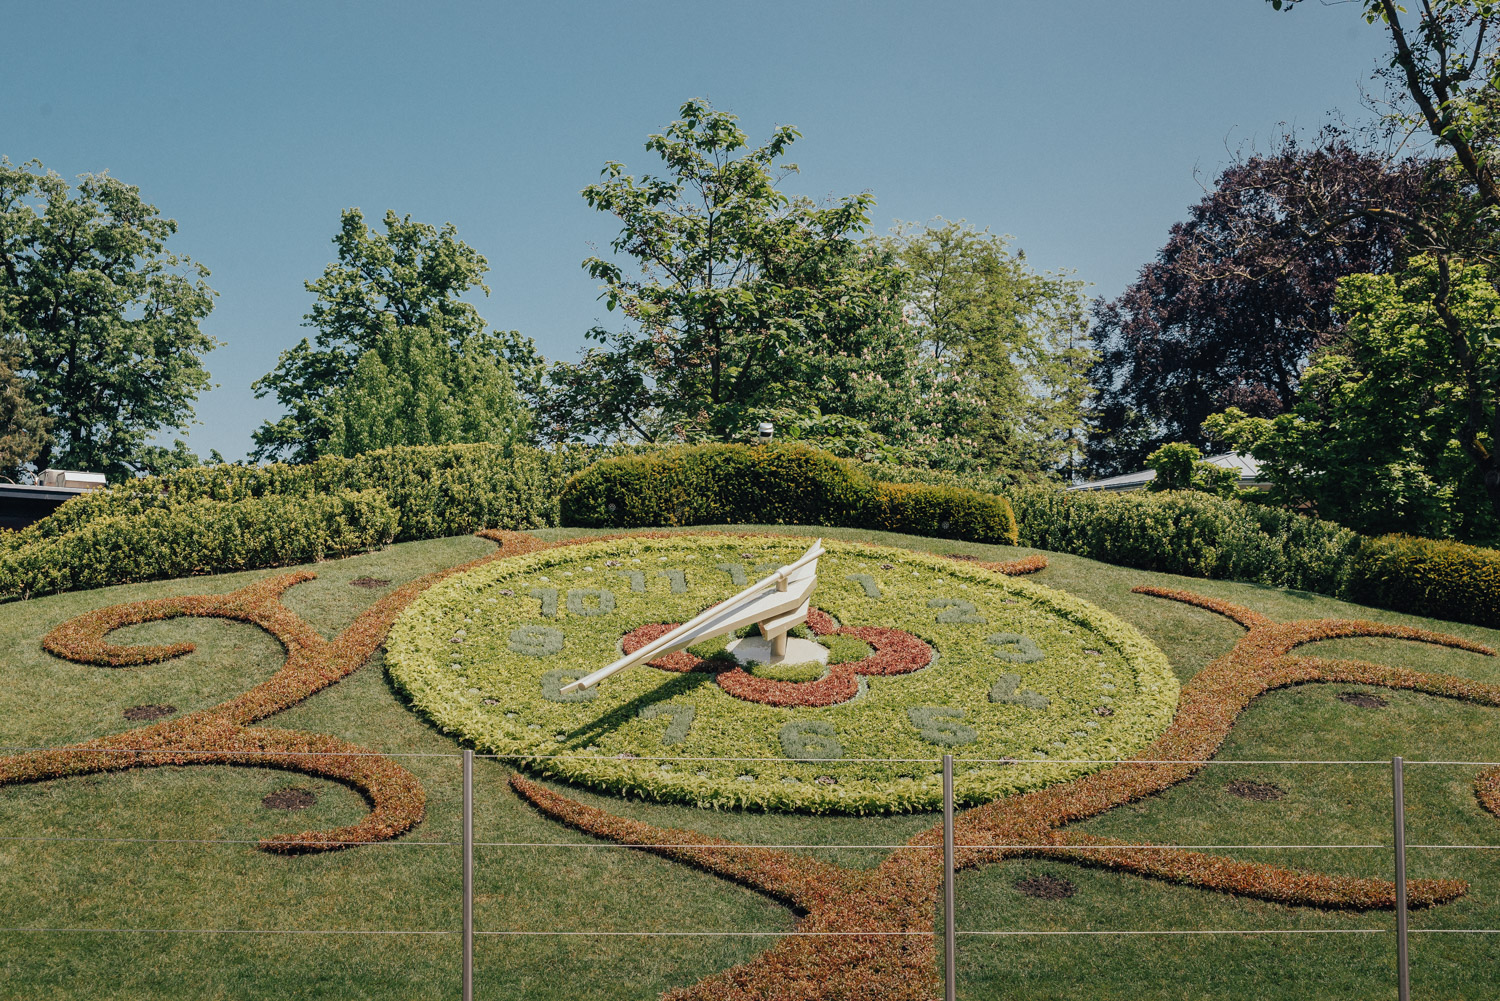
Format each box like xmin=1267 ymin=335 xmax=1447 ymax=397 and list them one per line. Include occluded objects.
xmin=559 ymin=443 xmax=1018 ymax=544
xmin=1349 ymin=534 xmax=1500 ymax=628
xmin=0 ymin=490 xmax=397 ymax=599
xmin=1003 ymin=486 xmax=1361 ymax=595
xmin=856 ymin=461 xmax=1031 ymax=493
xmin=869 ymin=482 xmax=1018 ymax=545
xmin=8 ymin=442 xmax=566 ymax=549
xmin=561 ymin=443 xmax=876 ymax=528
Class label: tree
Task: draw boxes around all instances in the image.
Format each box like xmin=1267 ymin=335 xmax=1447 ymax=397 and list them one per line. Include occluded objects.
xmin=323 ymin=325 xmax=524 ymax=457
xmin=0 ymin=343 xmax=50 ymax=479
xmin=547 ymin=99 xmax=981 ymax=467
xmin=1143 ymin=442 xmax=1239 ymax=498
xmin=880 ymin=219 xmax=1092 ymax=475
xmin=1208 ymin=255 xmax=1500 ymax=541
xmin=1085 ymin=134 xmax=1427 ymax=477
xmin=0 ymin=158 xmax=217 ymax=481
xmin=252 ymin=209 xmax=530 ymax=462
xmin=1266 ymin=1 xmax=1500 ymax=521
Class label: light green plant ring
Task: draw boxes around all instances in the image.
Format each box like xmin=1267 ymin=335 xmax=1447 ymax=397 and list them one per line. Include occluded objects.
xmin=386 ymin=535 xmax=1178 ymax=812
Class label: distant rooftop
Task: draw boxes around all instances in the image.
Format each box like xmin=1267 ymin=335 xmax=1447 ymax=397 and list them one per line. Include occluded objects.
xmin=1068 ymin=452 xmax=1266 ymax=492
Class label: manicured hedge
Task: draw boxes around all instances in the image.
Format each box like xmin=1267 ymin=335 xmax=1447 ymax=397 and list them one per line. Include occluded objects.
xmin=560 ymin=443 xmax=1019 ymax=545
xmin=0 ymin=490 xmax=398 ymax=599
xmin=869 ymin=481 xmax=1018 ymax=545
xmin=6 ymin=442 xmax=569 ymax=549
xmin=0 ymin=442 xmax=631 ymax=600
xmin=1004 ymin=486 xmax=1362 ymax=596
xmin=1348 ymin=534 xmax=1500 ymax=628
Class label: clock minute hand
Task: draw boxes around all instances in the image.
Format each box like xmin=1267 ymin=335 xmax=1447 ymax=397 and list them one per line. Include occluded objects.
xmin=558 ymin=540 xmax=825 ymax=695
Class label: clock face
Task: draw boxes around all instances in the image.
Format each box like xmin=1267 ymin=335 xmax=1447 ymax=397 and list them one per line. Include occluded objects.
xmin=386 ymin=535 xmax=1178 ymax=811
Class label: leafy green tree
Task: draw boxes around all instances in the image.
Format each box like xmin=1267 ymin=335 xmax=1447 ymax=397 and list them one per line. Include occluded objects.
xmin=0 ymin=343 xmax=51 ymax=479
xmin=0 ymin=158 xmax=217 ymax=480
xmin=548 ymin=99 xmax=981 ymax=467
xmin=323 ymin=325 xmax=524 ymax=457
xmin=252 ymin=209 xmax=530 ymax=461
xmin=1143 ymin=443 xmax=1239 ymax=498
xmin=880 ymin=219 xmax=1092 ymax=475
xmin=1267 ymin=1 xmax=1500 ymax=519
xmin=1206 ymin=255 xmax=1500 ymax=541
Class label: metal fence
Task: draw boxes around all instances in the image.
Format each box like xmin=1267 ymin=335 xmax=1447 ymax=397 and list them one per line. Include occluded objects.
xmin=2 ymin=747 xmax=1498 ymax=1000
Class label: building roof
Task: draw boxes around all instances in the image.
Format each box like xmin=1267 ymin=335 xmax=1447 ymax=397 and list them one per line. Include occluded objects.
xmin=1068 ymin=452 xmax=1265 ymax=492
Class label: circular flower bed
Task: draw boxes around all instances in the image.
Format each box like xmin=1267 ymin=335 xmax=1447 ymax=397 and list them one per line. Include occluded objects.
xmin=386 ymin=535 xmax=1178 ymax=811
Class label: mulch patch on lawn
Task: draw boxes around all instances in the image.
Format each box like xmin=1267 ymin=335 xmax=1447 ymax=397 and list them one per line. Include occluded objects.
xmin=262 ymin=787 xmax=317 ymax=810
xmin=1338 ymin=691 xmax=1389 ymax=708
xmin=123 ymin=704 xmax=176 ymax=721
xmin=1016 ymin=874 xmax=1076 ymax=900
xmin=1226 ymin=779 xmax=1286 ymax=801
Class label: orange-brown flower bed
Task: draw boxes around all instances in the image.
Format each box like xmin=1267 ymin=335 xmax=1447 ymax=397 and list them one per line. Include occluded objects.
xmin=14 ymin=527 xmax=1500 ymax=1000
xmin=6 ymin=528 xmax=561 ymax=853
xmin=509 ymin=583 xmax=1500 ymax=1000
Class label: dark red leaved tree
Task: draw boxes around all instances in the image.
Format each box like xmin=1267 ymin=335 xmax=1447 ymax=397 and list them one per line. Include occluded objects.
xmin=1085 ymin=132 xmax=1432 ymax=477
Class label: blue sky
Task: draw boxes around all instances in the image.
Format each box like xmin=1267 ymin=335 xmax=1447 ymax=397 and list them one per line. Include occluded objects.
xmin=6 ymin=0 xmax=1392 ymax=460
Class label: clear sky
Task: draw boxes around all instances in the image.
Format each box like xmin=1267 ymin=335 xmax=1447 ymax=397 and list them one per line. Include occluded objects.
xmin=5 ymin=0 xmax=1393 ymax=460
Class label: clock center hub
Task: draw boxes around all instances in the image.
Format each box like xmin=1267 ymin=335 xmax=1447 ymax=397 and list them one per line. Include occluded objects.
xmin=725 ymin=635 xmax=830 ymax=667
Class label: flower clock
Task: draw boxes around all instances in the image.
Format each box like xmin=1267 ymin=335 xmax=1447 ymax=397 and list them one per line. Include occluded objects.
xmin=10 ymin=529 xmax=1500 ymax=1001
xmin=384 ymin=535 xmax=1179 ymax=811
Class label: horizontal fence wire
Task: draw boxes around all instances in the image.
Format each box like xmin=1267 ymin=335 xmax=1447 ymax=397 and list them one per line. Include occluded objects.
xmin=0 ymin=835 xmax=458 ymax=847
xmin=5 ymin=747 xmax=1498 ymax=766
xmin=22 ymin=834 xmax=1500 ymax=851
xmin=0 ymin=746 xmax=461 ymax=758
xmin=5 ymin=926 xmax=1496 ymax=937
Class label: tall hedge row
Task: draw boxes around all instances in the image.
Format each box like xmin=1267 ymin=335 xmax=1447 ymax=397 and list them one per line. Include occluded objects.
xmin=1004 ymin=486 xmax=1363 ymax=596
xmin=4 ymin=442 xmax=572 ymax=550
xmin=559 ymin=444 xmax=1019 ymax=545
xmin=0 ymin=490 xmax=398 ymax=599
xmin=12 ymin=438 xmax=1500 ymax=632
xmin=1346 ymin=534 xmax=1500 ymax=627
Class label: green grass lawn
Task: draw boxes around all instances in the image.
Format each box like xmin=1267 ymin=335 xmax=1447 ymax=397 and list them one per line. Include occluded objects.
xmin=2 ymin=525 xmax=1498 ymax=999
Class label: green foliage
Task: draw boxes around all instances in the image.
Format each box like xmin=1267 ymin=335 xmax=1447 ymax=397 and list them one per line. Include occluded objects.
xmin=385 ymin=536 xmax=1177 ymax=812
xmin=558 ymin=443 xmax=1018 ymax=544
xmin=550 ymin=100 xmax=980 ymax=468
xmin=1144 ymin=443 xmax=1239 ymax=498
xmin=0 ymin=158 xmax=218 ymax=480
xmin=877 ymin=218 xmax=1094 ymax=475
xmin=0 ymin=490 xmax=397 ymax=599
xmin=1349 ymin=533 xmax=1500 ymax=627
xmin=0 ymin=344 xmax=50 ymax=478
xmin=1005 ymin=486 xmax=1363 ymax=595
xmin=1206 ymin=257 xmax=1500 ymax=543
xmin=12 ymin=442 xmax=563 ymax=552
xmin=559 ymin=443 xmax=875 ymax=529
xmin=868 ymin=481 xmax=1018 ymax=545
xmin=324 ymin=326 xmax=526 ymax=458
xmin=252 ymin=209 xmax=530 ymax=462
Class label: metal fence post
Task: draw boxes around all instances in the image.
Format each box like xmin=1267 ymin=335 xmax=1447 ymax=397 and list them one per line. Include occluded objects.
xmin=464 ymin=748 xmax=474 ymax=1001
xmin=1392 ymin=755 xmax=1409 ymax=1001
xmin=943 ymin=753 xmax=956 ymax=1001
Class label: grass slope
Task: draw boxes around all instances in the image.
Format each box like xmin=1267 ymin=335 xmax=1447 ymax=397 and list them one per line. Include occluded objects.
xmin=0 ymin=525 xmax=1495 ymax=999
